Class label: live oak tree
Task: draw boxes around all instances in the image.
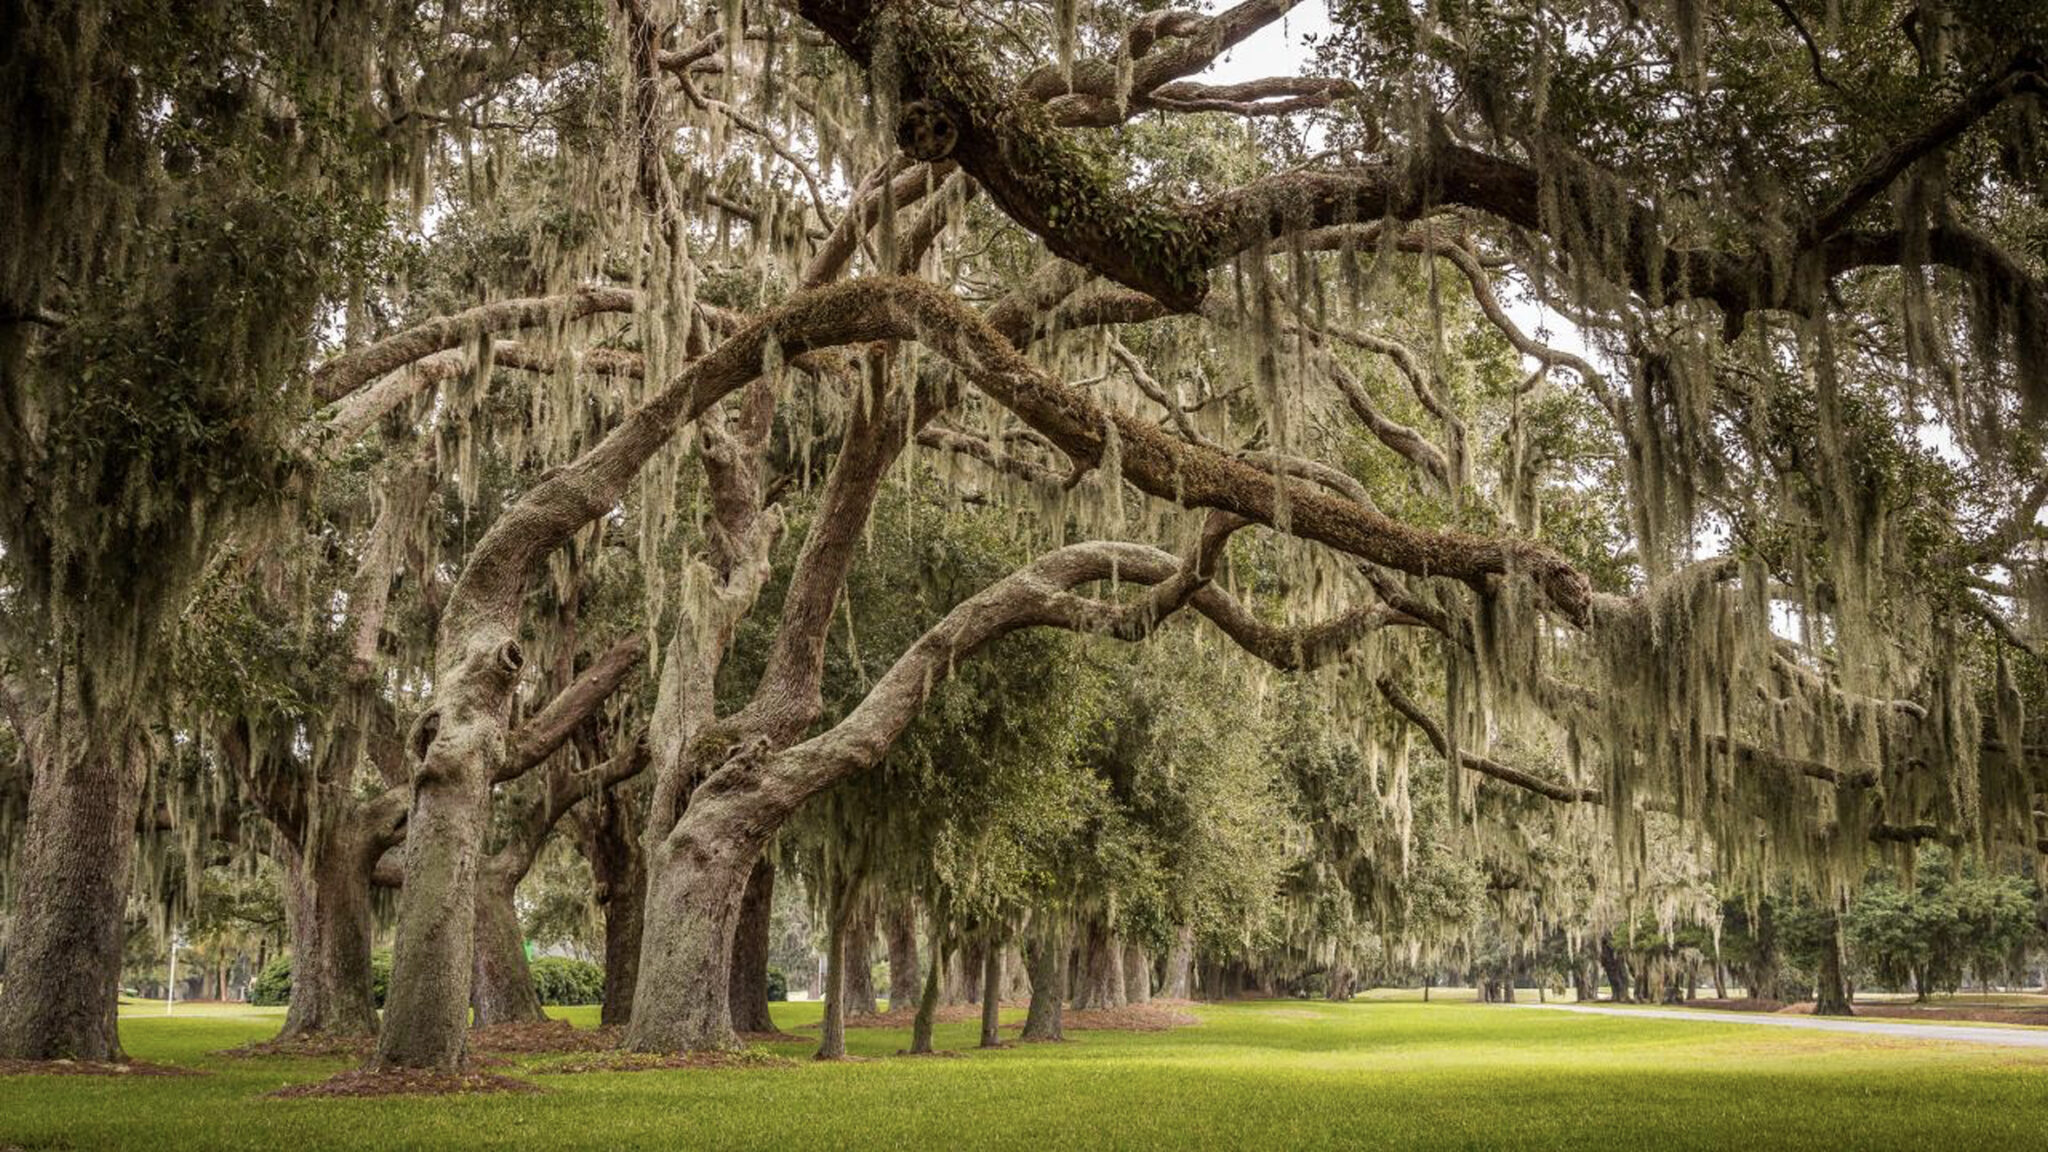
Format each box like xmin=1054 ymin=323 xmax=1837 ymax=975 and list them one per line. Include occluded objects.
xmin=4 ymin=0 xmax=2046 ymax=1071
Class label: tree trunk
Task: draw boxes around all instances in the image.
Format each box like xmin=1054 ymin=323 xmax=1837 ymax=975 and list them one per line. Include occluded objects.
xmin=884 ymin=905 xmax=921 ymax=1011
xmin=816 ymin=881 xmax=851 ymax=1060
xmin=727 ymin=857 xmax=777 ymax=1034
xmin=1124 ymin=945 xmax=1151 ymax=1004
xmin=376 ymin=663 xmax=509 ymax=1072
xmin=1074 ymin=919 xmax=1122 ymax=1009
xmin=978 ymin=937 xmax=1003 ymax=1048
xmin=276 ymin=829 xmax=381 ymax=1041
xmin=0 ymin=720 xmax=144 ymax=1062
xmin=580 ymin=786 xmax=645 ymax=1028
xmin=844 ymin=910 xmax=878 ymax=1017
xmin=1163 ymin=924 xmax=1194 ymax=999
xmin=1021 ymin=928 xmax=1066 ymax=1042
xmin=1814 ymin=911 xmax=1853 ymax=1017
xmin=625 ymin=804 xmax=765 ymax=1053
xmin=469 ymin=866 xmax=544 ymax=1029
xmin=910 ymin=917 xmax=947 ymax=1054
xmin=1598 ymin=934 xmax=1631 ymax=1003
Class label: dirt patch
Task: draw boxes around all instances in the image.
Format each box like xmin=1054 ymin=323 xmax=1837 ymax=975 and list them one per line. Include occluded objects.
xmin=1022 ymin=1002 xmax=1200 ymax=1033
xmin=530 ymin=1048 xmax=796 ymax=1075
xmin=469 ymin=1019 xmax=617 ymax=1054
xmin=1775 ymin=1001 xmax=2048 ymax=1027
xmin=268 ymin=1068 xmax=542 ymax=1099
xmin=0 ymin=1058 xmax=203 ymax=1077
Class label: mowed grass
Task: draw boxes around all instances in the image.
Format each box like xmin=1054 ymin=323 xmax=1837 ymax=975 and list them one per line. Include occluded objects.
xmin=4 ymin=995 xmax=2047 ymax=1151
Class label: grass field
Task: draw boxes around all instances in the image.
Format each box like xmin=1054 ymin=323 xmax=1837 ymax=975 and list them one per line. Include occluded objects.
xmin=5 ymin=995 xmax=2047 ymax=1150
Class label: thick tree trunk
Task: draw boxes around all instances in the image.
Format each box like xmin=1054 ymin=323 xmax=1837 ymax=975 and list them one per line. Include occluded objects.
xmin=844 ymin=910 xmax=878 ymax=1017
xmin=728 ymin=857 xmax=777 ymax=1034
xmin=910 ymin=917 xmax=947 ymax=1054
xmin=580 ymin=787 xmax=645 ymax=1027
xmin=1814 ymin=912 xmax=1853 ymax=1017
xmin=1598 ymin=934 xmax=1632 ymax=1003
xmin=1074 ymin=919 xmax=1123 ymax=1009
xmin=1124 ymin=945 xmax=1152 ymax=1004
xmin=816 ymin=882 xmax=851 ymax=1060
xmin=376 ymin=640 xmax=517 ymax=1073
xmin=979 ymin=938 xmax=1004 ymax=1048
xmin=624 ymin=809 xmax=763 ymax=1052
xmin=469 ymin=867 xmax=544 ymax=1029
xmin=1021 ymin=929 xmax=1066 ymax=1042
xmin=276 ymin=830 xmax=381 ymax=1041
xmin=884 ymin=905 xmax=921 ymax=1011
xmin=1162 ymin=925 xmax=1194 ymax=999
xmin=0 ymin=721 xmax=144 ymax=1062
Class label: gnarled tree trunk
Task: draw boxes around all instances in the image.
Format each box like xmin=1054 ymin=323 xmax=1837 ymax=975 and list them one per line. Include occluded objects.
xmin=1814 ymin=910 xmax=1853 ymax=1017
xmin=277 ymin=827 xmax=382 ymax=1041
xmin=580 ymin=787 xmax=646 ymax=1028
xmin=728 ymin=857 xmax=776 ymax=1034
xmin=469 ymin=863 xmax=543 ymax=1029
xmin=0 ymin=715 xmax=145 ymax=1062
xmin=979 ymin=936 xmax=1004 ymax=1048
xmin=1124 ymin=945 xmax=1151 ymax=1004
xmin=1021 ymin=927 xmax=1067 ymax=1042
xmin=1163 ymin=925 xmax=1194 ymax=999
xmin=844 ymin=909 xmax=878 ymax=1017
xmin=884 ymin=905 xmax=921 ymax=1011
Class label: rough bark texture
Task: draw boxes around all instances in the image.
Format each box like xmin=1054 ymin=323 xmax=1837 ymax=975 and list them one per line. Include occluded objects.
xmin=0 ymin=719 xmax=143 ymax=1062
xmin=844 ymin=912 xmax=879 ymax=1017
xmin=1815 ymin=912 xmax=1854 ymax=1016
xmin=1124 ymin=945 xmax=1152 ymax=1004
xmin=1021 ymin=931 xmax=1067 ymax=1041
xmin=278 ymin=830 xmax=382 ymax=1040
xmin=1074 ymin=920 xmax=1125 ymax=1009
xmin=979 ymin=939 xmax=1004 ymax=1048
xmin=817 ymin=892 xmax=849 ymax=1061
xmin=469 ymin=865 xmax=544 ymax=1029
xmin=1163 ymin=925 xmax=1194 ymax=1000
xmin=727 ymin=858 xmax=777 ymax=1033
xmin=884 ymin=906 xmax=921 ymax=1010
xmin=578 ymin=787 xmax=646 ymax=1028
xmin=910 ymin=923 xmax=946 ymax=1055
xmin=1599 ymin=934 xmax=1633 ymax=1003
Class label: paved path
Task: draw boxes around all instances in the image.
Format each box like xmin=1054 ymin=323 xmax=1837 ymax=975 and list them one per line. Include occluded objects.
xmin=1516 ymin=1002 xmax=2048 ymax=1049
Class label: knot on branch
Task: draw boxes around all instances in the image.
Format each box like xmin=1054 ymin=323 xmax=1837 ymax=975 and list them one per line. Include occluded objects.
xmin=898 ymin=99 xmax=959 ymax=161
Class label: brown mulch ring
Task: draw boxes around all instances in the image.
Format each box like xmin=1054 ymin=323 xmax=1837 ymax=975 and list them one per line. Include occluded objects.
xmin=530 ymin=1048 xmax=797 ymax=1075
xmin=0 ymin=1058 xmax=205 ymax=1077
xmin=267 ymin=1068 xmax=543 ymax=1099
xmin=468 ymin=1019 xmax=618 ymax=1054
xmin=214 ymin=1033 xmax=376 ymax=1060
xmin=1039 ymin=1002 xmax=1201 ymax=1032
xmin=738 ymin=1029 xmax=809 ymax=1043
xmin=892 ymin=1047 xmax=966 ymax=1058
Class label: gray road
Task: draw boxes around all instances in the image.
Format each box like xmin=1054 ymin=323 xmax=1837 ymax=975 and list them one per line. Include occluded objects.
xmin=1515 ymin=1001 xmax=2048 ymax=1049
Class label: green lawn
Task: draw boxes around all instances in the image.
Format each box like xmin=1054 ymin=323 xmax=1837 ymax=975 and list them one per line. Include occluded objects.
xmin=4 ymin=996 xmax=2046 ymax=1150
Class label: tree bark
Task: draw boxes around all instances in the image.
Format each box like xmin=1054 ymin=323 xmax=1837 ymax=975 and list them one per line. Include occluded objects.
xmin=1124 ymin=945 xmax=1151 ymax=1004
xmin=884 ymin=905 xmax=921 ymax=1011
xmin=1815 ymin=911 xmax=1854 ymax=1016
xmin=1598 ymin=934 xmax=1632 ymax=1003
xmin=469 ymin=864 xmax=544 ymax=1029
xmin=910 ymin=916 xmax=947 ymax=1054
xmin=276 ymin=829 xmax=381 ymax=1041
xmin=728 ymin=857 xmax=777 ymax=1033
xmin=1163 ymin=925 xmax=1194 ymax=999
xmin=1021 ymin=928 xmax=1066 ymax=1041
xmin=579 ymin=787 xmax=645 ymax=1028
xmin=979 ymin=937 xmax=1004 ymax=1048
xmin=816 ymin=879 xmax=852 ymax=1060
xmin=0 ymin=717 xmax=145 ymax=1062
xmin=624 ymin=827 xmax=760 ymax=1052
xmin=844 ymin=909 xmax=878 ymax=1017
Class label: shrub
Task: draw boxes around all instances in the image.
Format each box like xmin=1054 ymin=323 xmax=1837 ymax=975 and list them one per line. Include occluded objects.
xmin=529 ymin=956 xmax=604 ymax=1006
xmin=767 ymin=966 xmax=788 ymax=1002
xmin=249 ymin=950 xmax=395 ymax=1007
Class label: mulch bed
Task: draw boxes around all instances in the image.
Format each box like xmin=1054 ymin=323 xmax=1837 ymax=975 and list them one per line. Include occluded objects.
xmin=1043 ymin=1002 xmax=1201 ymax=1032
xmin=468 ymin=1019 xmax=617 ymax=1054
xmin=0 ymin=1058 xmax=204 ymax=1078
xmin=215 ymin=1034 xmax=375 ymax=1060
xmin=529 ymin=1048 xmax=796 ymax=1075
xmin=267 ymin=1068 xmax=542 ymax=1099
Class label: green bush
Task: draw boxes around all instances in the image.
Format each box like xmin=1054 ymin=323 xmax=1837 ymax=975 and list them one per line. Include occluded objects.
xmin=529 ymin=956 xmax=604 ymax=1006
xmin=249 ymin=950 xmax=393 ymax=1007
xmin=767 ymin=966 xmax=788 ymax=1002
